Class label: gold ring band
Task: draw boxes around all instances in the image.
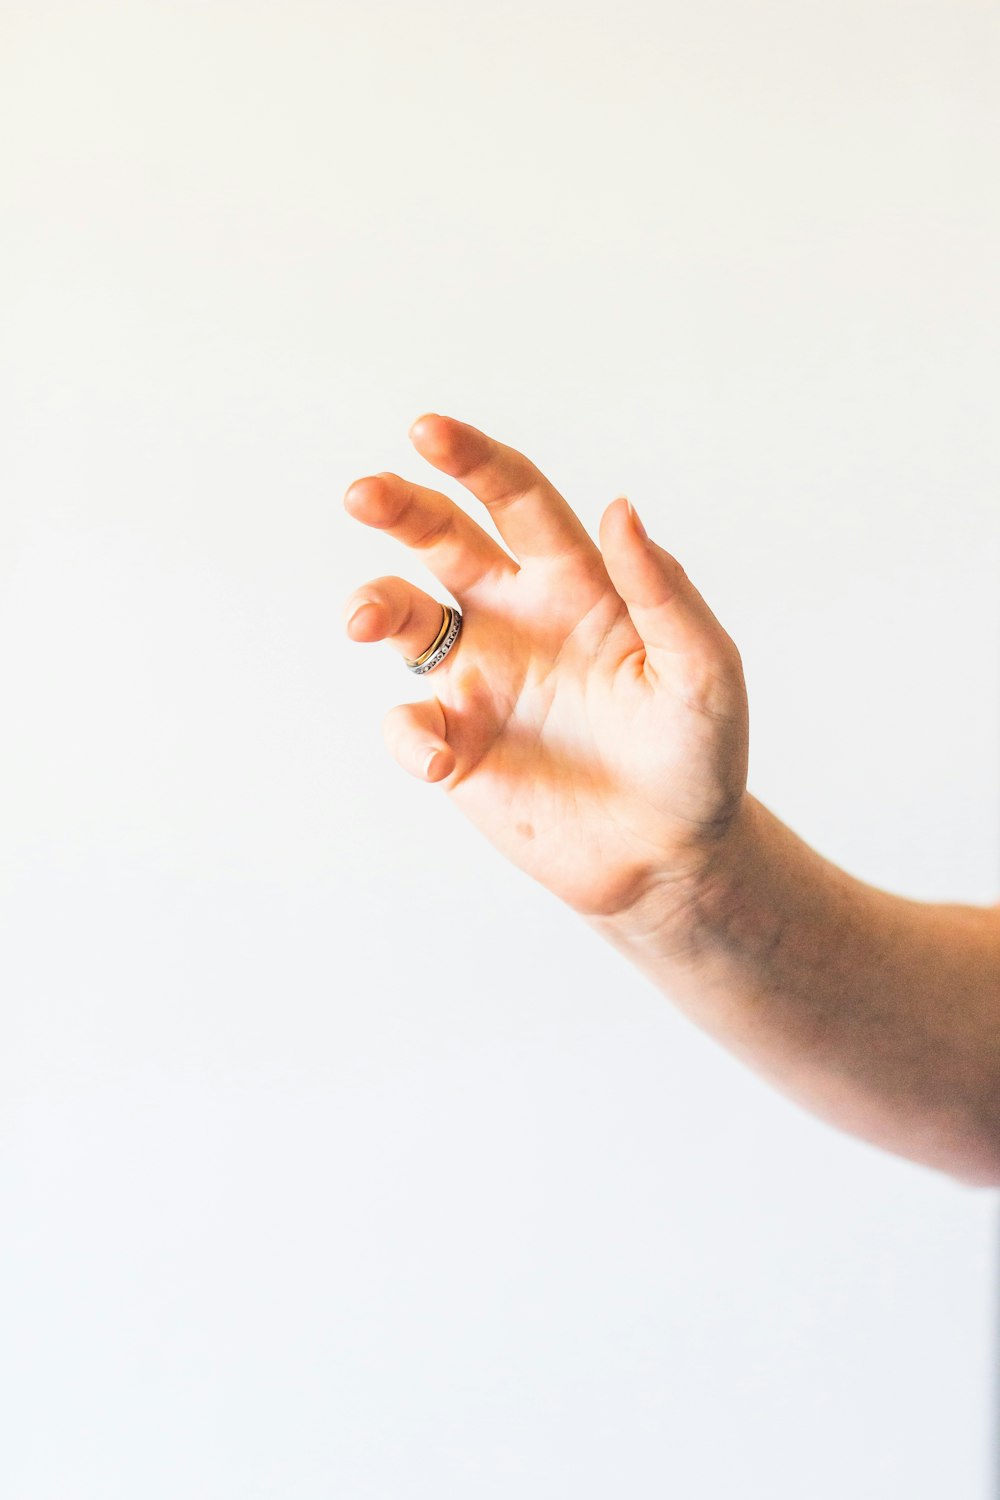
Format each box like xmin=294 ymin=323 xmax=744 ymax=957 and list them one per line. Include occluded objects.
xmin=403 ymin=604 xmax=463 ymax=675
xmin=404 ymin=604 xmax=452 ymax=669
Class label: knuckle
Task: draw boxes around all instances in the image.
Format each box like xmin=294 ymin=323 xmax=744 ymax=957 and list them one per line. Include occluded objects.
xmin=673 ymin=651 xmax=740 ymax=722
xmin=458 ymin=438 xmax=536 ymax=510
xmin=724 ymin=636 xmax=745 ymax=681
xmin=492 ymin=450 xmax=538 ymax=509
xmin=396 ymin=594 xmax=421 ymax=636
xmin=348 ymin=576 xmax=393 ymax=617
xmin=484 ymin=471 xmax=534 ymax=513
xmin=367 ymin=573 xmax=401 ymax=596
xmin=411 ymin=506 xmax=454 ymax=550
xmin=496 ymin=481 xmax=534 ymax=513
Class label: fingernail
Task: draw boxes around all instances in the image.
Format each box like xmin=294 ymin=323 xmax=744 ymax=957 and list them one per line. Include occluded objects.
xmin=423 ymin=748 xmax=445 ymax=780
xmin=625 ymin=498 xmax=647 ymax=540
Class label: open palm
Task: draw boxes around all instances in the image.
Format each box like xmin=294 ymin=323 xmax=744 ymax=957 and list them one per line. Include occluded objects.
xmin=343 ymin=414 xmax=749 ymax=919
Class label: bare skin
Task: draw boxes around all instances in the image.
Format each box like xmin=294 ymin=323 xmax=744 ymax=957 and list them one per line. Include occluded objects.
xmin=343 ymin=413 xmax=1000 ymax=1186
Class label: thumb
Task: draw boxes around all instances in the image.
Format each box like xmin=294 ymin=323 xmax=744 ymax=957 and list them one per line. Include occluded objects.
xmin=599 ymin=496 xmax=729 ymax=671
xmin=382 ymin=696 xmax=455 ymax=783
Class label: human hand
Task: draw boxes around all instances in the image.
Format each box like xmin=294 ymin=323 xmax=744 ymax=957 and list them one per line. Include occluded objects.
xmin=343 ymin=415 xmax=749 ymax=921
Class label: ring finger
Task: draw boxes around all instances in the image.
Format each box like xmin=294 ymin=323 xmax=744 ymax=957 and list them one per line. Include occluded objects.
xmin=344 ymin=574 xmax=454 ymax=665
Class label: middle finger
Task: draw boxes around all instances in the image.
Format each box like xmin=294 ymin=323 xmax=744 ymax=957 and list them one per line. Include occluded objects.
xmin=344 ymin=471 xmax=517 ymax=598
xmin=408 ymin=413 xmax=600 ymax=566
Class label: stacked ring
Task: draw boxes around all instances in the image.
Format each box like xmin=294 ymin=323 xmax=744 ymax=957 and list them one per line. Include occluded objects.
xmin=404 ymin=604 xmax=463 ymax=675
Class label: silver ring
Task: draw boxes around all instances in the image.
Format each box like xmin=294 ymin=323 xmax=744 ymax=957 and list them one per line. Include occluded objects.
xmin=405 ymin=605 xmax=463 ymax=675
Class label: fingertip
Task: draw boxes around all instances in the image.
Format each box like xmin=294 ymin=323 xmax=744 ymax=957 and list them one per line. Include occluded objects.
xmin=409 ymin=414 xmax=468 ymax=462
xmin=408 ymin=412 xmax=442 ymax=441
xmin=343 ymin=475 xmax=383 ymax=517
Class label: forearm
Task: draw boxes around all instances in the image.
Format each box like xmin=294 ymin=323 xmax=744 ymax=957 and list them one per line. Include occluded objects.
xmin=586 ymin=794 xmax=1000 ymax=1184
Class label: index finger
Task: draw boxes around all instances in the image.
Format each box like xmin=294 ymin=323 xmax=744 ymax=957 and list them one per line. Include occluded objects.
xmin=408 ymin=414 xmax=599 ymax=566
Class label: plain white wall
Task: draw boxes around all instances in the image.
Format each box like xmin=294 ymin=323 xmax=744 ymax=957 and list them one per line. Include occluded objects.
xmin=2 ymin=2 xmax=999 ymax=1496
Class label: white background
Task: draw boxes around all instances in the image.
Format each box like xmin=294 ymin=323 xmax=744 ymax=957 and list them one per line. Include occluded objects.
xmin=2 ymin=2 xmax=999 ymax=1496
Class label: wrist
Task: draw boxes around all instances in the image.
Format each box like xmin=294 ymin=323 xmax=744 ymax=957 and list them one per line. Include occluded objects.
xmin=586 ymin=792 xmax=769 ymax=967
